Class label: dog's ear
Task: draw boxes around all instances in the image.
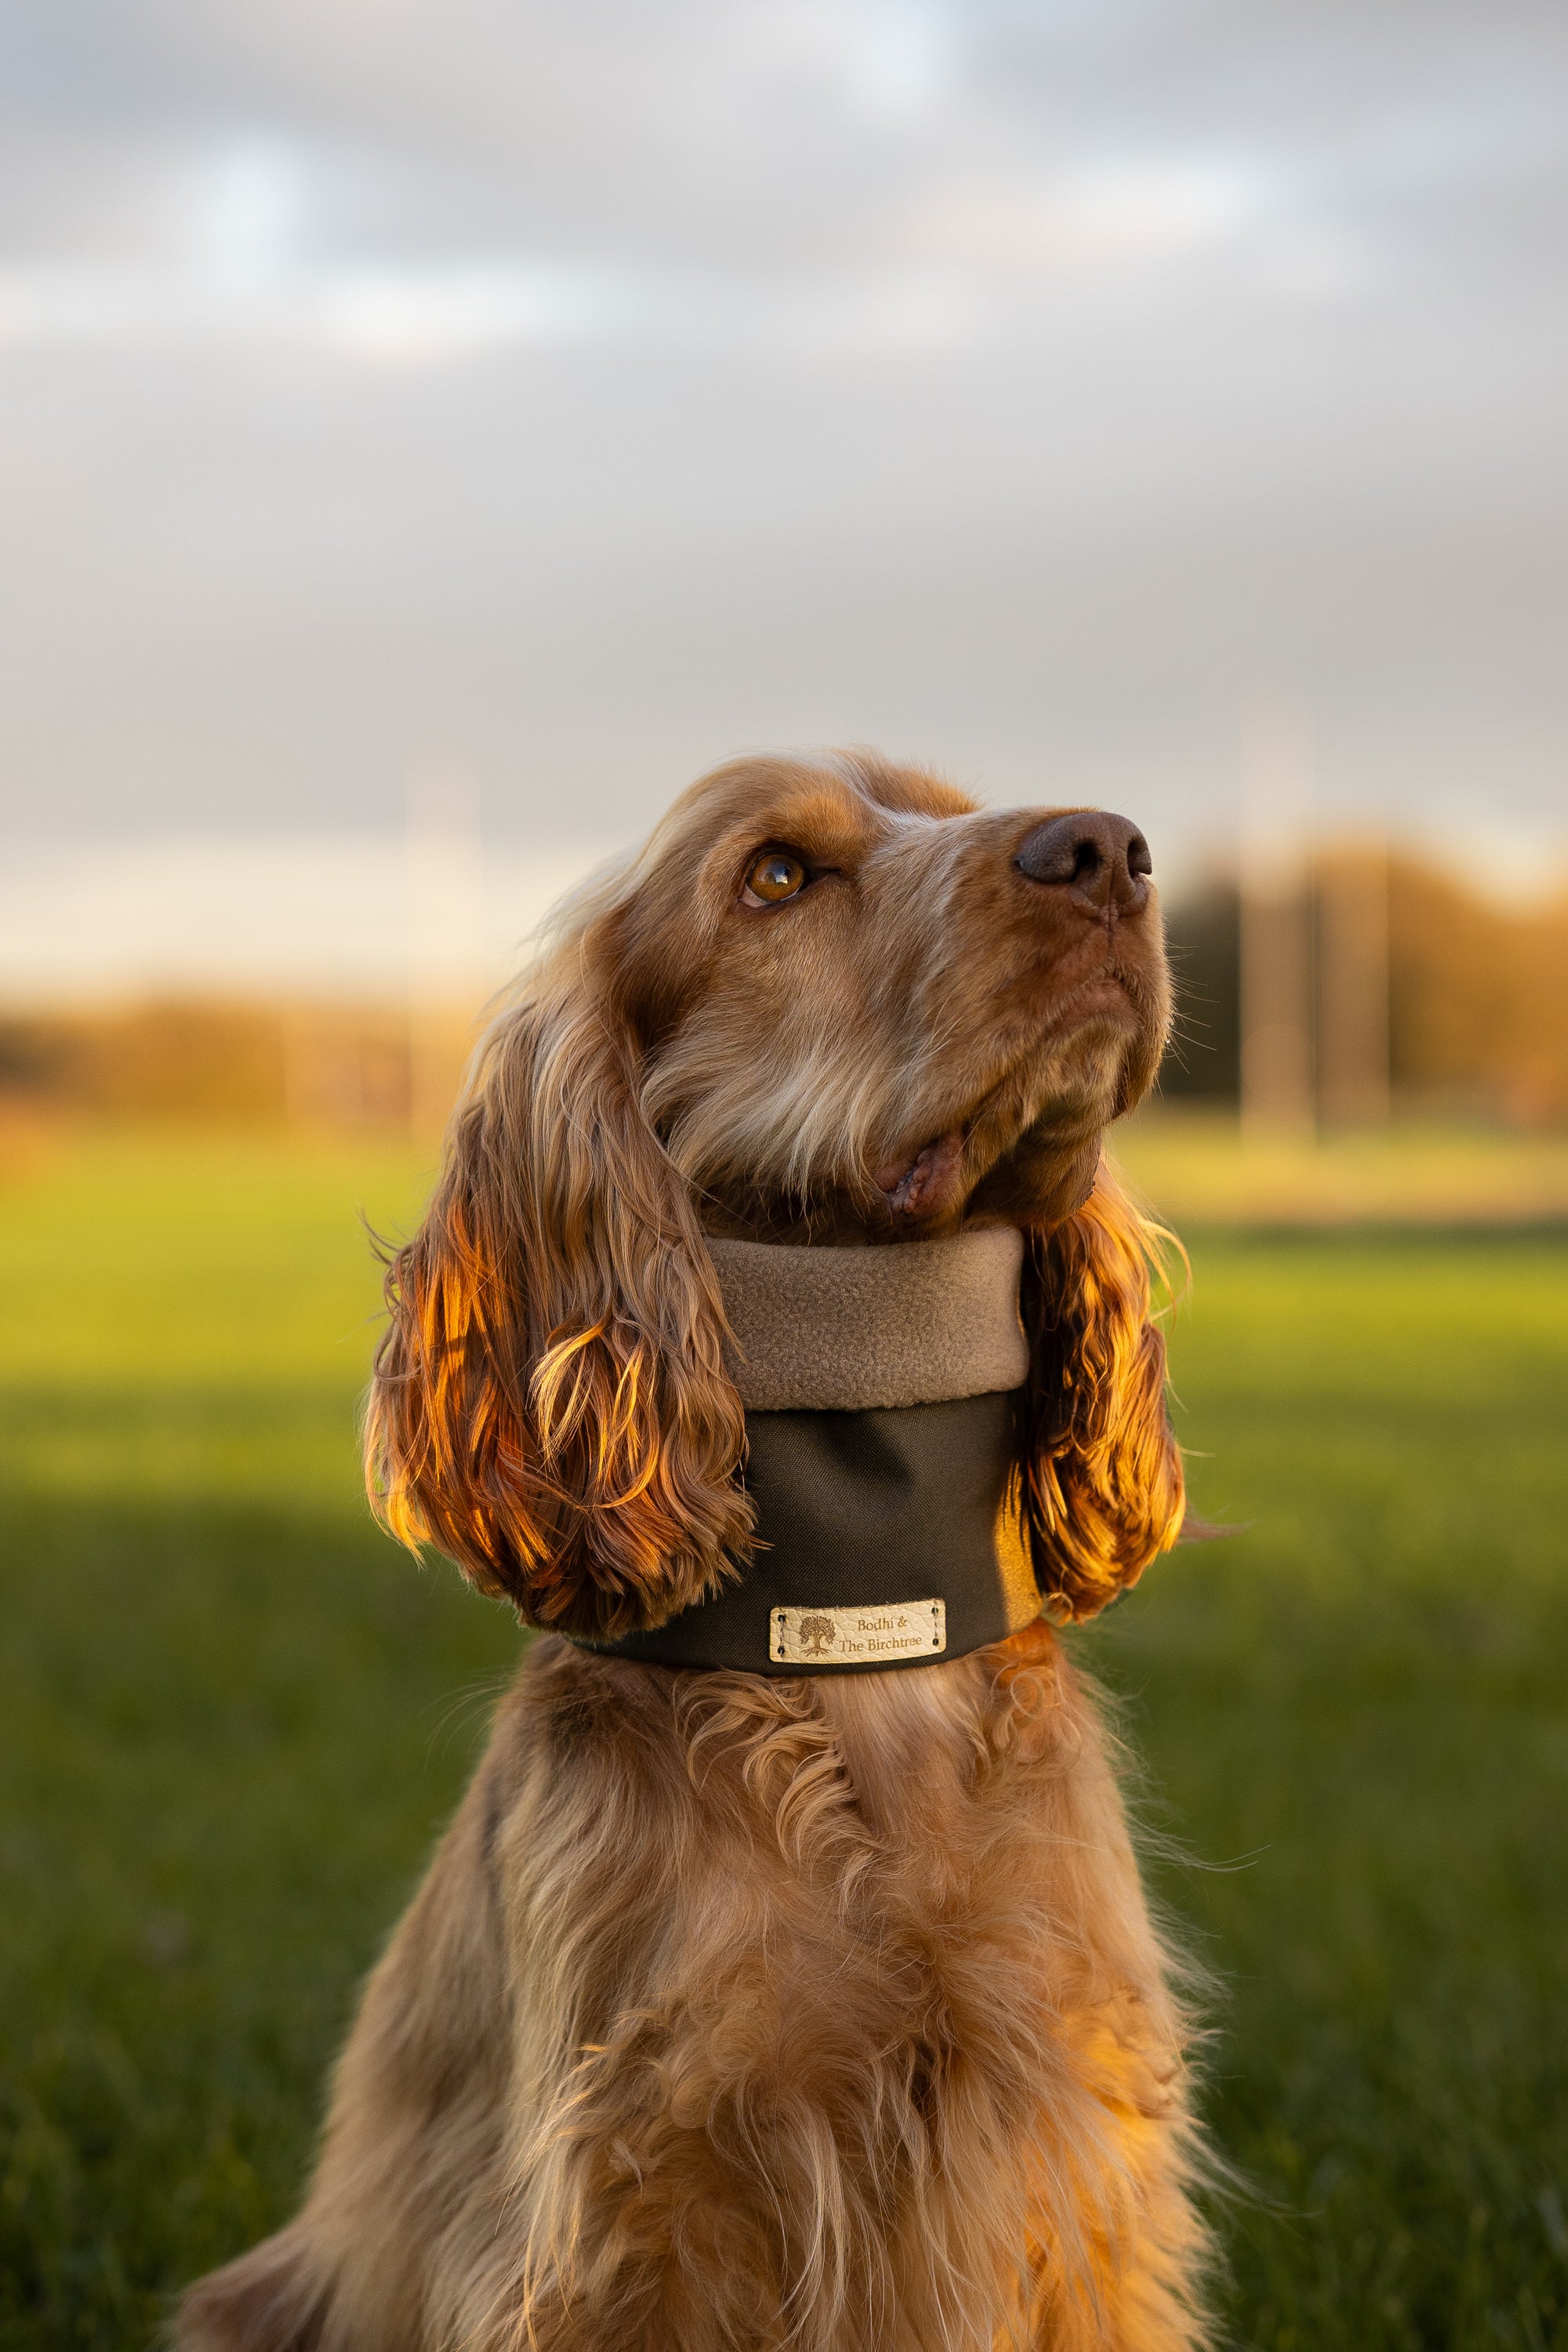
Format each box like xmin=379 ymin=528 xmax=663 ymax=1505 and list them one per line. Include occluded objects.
xmin=1013 ymin=1160 xmax=1185 ymax=1623
xmin=365 ymin=933 xmax=751 ymax=1642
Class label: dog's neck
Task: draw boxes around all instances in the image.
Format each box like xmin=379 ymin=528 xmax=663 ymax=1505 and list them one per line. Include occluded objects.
xmin=575 ymin=1227 xmax=1043 ymax=1675
xmin=694 ymin=1131 xmax=1103 ymax=1247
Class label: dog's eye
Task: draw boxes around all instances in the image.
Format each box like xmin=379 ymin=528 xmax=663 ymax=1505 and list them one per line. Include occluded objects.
xmin=742 ymin=851 xmax=807 ymax=906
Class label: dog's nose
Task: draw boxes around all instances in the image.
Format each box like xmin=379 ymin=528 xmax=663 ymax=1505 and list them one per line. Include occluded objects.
xmin=1014 ymin=811 xmax=1152 ymax=913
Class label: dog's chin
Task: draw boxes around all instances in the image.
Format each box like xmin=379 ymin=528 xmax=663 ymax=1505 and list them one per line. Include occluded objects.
xmin=956 ymin=1003 xmax=1161 ymax=1229
xmin=868 ymin=1051 xmax=1125 ymax=1240
xmin=963 ymin=1122 xmax=1102 ymax=1229
xmin=694 ymin=988 xmax=1163 ymax=1247
xmin=1040 ymin=996 xmax=1145 ymax=1084
xmin=862 ymin=987 xmax=1161 ymax=1240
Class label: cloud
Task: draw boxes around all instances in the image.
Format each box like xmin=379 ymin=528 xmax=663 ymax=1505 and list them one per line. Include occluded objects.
xmin=0 ymin=253 xmax=633 ymax=362
xmin=914 ymin=157 xmax=1268 ymax=274
xmin=0 ymin=0 xmax=1564 ymax=882
xmin=0 ymin=118 xmax=1341 ymax=368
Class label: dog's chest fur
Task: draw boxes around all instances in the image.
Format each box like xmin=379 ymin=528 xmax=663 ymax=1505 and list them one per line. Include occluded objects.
xmin=380 ymin=1635 xmax=1205 ymax=2351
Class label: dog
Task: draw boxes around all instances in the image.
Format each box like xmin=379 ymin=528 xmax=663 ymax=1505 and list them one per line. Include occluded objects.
xmin=179 ymin=750 xmax=1209 ymax=2351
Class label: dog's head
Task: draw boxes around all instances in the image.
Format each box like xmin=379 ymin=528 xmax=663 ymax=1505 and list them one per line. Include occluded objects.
xmin=367 ymin=752 xmax=1185 ymax=1639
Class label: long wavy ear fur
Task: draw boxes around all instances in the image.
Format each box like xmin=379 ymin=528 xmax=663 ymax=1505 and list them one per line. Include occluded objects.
xmin=1015 ymin=1160 xmax=1185 ymax=1622
xmin=365 ymin=922 xmax=752 ymax=1642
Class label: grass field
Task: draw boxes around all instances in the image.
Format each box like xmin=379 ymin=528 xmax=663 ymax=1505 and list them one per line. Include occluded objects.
xmin=2 ymin=1129 xmax=1566 ymax=2350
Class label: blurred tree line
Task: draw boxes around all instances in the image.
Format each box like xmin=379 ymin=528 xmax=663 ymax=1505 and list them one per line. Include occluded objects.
xmin=0 ymin=1001 xmax=472 ymax=1136
xmin=1141 ymin=853 xmax=1566 ymax=1123
xmin=0 ymin=854 xmax=1564 ymax=1130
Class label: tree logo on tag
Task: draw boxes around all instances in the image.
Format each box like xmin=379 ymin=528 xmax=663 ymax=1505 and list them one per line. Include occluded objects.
xmin=796 ymin=1612 xmax=837 ymax=1657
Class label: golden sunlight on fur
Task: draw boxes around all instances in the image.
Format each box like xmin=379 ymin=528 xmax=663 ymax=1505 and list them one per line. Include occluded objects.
xmin=180 ymin=750 xmax=1210 ymax=2351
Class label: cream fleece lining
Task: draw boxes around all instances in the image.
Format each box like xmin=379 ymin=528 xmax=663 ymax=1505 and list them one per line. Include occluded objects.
xmin=705 ymin=1228 xmax=1028 ymax=1412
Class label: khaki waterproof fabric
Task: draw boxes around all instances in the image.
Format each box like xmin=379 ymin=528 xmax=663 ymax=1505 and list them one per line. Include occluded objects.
xmin=705 ymin=1227 xmax=1028 ymax=1412
xmin=595 ymin=1391 xmax=1035 ymax=1673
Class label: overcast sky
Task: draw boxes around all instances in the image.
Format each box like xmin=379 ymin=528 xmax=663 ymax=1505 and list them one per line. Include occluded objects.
xmin=2 ymin=0 xmax=1566 ymax=900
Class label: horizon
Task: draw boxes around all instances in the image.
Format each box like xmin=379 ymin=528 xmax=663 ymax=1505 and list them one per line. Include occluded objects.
xmin=0 ymin=811 xmax=1560 ymax=1006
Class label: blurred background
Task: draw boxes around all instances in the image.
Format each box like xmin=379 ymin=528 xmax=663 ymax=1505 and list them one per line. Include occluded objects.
xmin=2 ymin=5 xmax=1566 ymax=2349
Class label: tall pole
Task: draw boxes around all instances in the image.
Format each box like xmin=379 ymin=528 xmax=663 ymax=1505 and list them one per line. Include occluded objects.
xmin=1239 ymin=696 xmax=1315 ymax=1137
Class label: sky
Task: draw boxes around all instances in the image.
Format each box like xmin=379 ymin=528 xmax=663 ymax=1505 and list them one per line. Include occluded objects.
xmin=1 ymin=0 xmax=1565 ymax=987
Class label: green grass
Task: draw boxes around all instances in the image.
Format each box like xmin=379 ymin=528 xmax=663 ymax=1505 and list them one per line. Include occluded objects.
xmin=0 ymin=1134 xmax=523 ymax=2348
xmin=2 ymin=1132 xmax=1566 ymax=2349
xmin=1089 ymin=1232 xmax=1568 ymax=2350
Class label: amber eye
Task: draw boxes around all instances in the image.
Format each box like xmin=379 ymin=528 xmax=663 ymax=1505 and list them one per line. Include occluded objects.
xmin=742 ymin=851 xmax=807 ymax=906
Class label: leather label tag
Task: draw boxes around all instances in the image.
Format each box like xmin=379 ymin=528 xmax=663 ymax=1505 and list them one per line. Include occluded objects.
xmin=768 ymin=1599 xmax=946 ymax=1667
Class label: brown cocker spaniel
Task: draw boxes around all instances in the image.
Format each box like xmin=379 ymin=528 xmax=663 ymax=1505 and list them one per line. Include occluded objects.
xmin=180 ymin=751 xmax=1210 ymax=2352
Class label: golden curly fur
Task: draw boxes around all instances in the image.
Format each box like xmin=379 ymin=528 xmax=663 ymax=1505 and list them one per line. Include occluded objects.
xmin=179 ymin=751 xmax=1210 ymax=2352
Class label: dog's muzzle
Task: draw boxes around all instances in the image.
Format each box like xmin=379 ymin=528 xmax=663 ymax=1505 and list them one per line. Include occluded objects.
xmin=574 ymin=1229 xmax=1043 ymax=1675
